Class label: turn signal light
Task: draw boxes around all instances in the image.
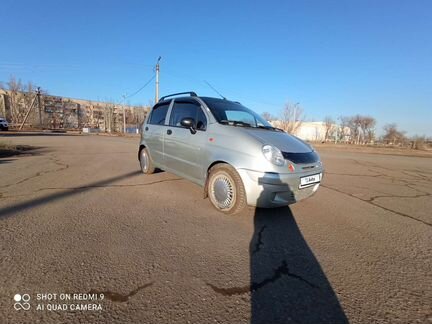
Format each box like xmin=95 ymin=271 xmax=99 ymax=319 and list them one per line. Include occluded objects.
xmin=288 ymin=164 xmax=295 ymax=172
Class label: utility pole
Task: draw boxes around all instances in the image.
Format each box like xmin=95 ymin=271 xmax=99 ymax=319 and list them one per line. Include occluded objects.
xmin=122 ymin=94 xmax=127 ymax=134
xmin=36 ymin=87 xmax=42 ymax=128
xmin=19 ymin=87 xmax=41 ymax=130
xmin=155 ymin=56 xmax=161 ymax=103
xmin=294 ymin=102 xmax=299 ymax=120
xmin=293 ymin=102 xmax=300 ymax=129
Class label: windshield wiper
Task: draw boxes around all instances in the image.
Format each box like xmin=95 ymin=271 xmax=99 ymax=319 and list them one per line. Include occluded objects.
xmin=219 ymin=120 xmax=284 ymax=131
xmin=219 ymin=120 xmax=252 ymax=127
xmin=256 ymin=125 xmax=284 ymax=132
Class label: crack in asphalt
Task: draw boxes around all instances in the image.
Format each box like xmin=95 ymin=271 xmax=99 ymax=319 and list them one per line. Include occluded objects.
xmin=252 ymin=226 xmax=266 ymax=255
xmin=323 ymin=159 xmax=432 ymax=227
xmin=89 ymin=282 xmax=154 ymax=302
xmin=34 ymin=177 xmax=184 ymax=191
xmin=0 ymin=178 xmax=183 ymax=200
xmin=352 ymin=159 xmax=432 ymax=182
xmin=325 ymin=172 xmax=382 ymax=178
xmin=0 ymin=155 xmax=69 ymax=189
xmin=328 ymin=160 xmax=429 ymax=182
xmin=206 ymin=261 xmax=318 ymax=296
xmin=206 ymin=283 xmax=250 ymax=296
xmin=368 ymin=192 xmax=430 ymax=203
xmin=321 ymin=184 xmax=432 ymax=227
xmin=402 ymin=170 xmax=432 ymax=181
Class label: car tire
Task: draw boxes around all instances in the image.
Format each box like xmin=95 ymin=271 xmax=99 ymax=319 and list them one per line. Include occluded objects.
xmin=139 ymin=147 xmax=155 ymax=174
xmin=207 ymin=164 xmax=246 ymax=215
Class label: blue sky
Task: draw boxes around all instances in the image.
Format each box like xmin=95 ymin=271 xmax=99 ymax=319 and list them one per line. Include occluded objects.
xmin=1 ymin=0 xmax=431 ymax=136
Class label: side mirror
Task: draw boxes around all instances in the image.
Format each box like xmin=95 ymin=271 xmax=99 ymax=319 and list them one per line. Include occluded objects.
xmin=180 ymin=117 xmax=197 ymax=134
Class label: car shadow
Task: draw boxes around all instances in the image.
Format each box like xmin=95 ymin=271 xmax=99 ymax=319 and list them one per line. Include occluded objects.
xmin=0 ymin=158 xmax=16 ymax=164
xmin=0 ymin=145 xmax=49 ymax=159
xmin=250 ymin=176 xmax=347 ymax=323
xmin=0 ymin=132 xmax=76 ymax=137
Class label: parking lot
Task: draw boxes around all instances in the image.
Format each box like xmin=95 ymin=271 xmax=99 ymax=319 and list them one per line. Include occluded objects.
xmin=1 ymin=134 xmax=431 ymax=323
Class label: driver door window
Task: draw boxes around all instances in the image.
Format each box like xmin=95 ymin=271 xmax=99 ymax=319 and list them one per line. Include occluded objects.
xmin=169 ymin=101 xmax=207 ymax=130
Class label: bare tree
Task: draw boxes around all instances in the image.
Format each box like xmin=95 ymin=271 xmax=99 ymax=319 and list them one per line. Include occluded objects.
xmin=279 ymin=103 xmax=304 ymax=134
xmin=411 ymin=135 xmax=426 ymax=150
xmin=338 ymin=115 xmax=377 ymax=144
xmin=132 ymin=105 xmax=149 ymax=128
xmin=261 ymin=111 xmax=274 ymax=122
xmin=359 ymin=116 xmax=376 ymax=144
xmin=103 ymin=100 xmax=115 ymax=133
xmin=7 ymin=75 xmax=23 ymax=123
xmin=383 ymin=123 xmax=406 ymax=145
xmin=324 ymin=116 xmax=335 ymax=142
xmin=338 ymin=116 xmax=351 ymax=143
xmin=347 ymin=115 xmax=363 ymax=144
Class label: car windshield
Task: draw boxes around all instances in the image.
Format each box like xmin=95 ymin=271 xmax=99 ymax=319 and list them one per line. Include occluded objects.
xmin=202 ymin=98 xmax=273 ymax=129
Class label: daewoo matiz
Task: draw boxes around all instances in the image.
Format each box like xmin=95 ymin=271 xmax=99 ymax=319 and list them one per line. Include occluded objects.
xmin=138 ymin=92 xmax=323 ymax=214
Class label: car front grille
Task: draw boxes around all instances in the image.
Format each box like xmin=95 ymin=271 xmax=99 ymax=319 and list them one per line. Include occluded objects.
xmin=281 ymin=151 xmax=320 ymax=164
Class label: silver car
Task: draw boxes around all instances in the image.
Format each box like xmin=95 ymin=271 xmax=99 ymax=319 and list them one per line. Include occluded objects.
xmin=138 ymin=92 xmax=323 ymax=214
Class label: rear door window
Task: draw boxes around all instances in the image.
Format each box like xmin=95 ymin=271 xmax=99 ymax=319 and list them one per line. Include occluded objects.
xmin=148 ymin=102 xmax=170 ymax=125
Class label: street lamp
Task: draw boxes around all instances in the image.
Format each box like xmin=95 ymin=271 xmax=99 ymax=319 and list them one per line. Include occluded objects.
xmin=155 ymin=56 xmax=161 ymax=104
xmin=294 ymin=102 xmax=300 ymax=121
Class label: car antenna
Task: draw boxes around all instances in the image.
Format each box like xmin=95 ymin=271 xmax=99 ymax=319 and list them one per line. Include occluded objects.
xmin=204 ymin=80 xmax=226 ymax=100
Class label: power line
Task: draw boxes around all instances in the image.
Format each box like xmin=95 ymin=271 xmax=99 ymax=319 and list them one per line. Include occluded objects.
xmin=125 ymin=74 xmax=155 ymax=99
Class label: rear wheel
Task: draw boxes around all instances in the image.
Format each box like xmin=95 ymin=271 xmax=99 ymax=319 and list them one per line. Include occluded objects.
xmin=207 ymin=164 xmax=246 ymax=215
xmin=139 ymin=147 xmax=155 ymax=174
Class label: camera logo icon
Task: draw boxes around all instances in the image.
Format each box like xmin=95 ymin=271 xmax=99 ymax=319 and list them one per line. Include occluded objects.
xmin=14 ymin=294 xmax=31 ymax=311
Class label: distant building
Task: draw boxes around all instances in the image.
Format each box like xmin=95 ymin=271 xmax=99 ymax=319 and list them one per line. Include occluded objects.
xmin=295 ymin=122 xmax=334 ymax=142
xmin=269 ymin=120 xmax=347 ymax=142
xmin=0 ymin=88 xmax=150 ymax=132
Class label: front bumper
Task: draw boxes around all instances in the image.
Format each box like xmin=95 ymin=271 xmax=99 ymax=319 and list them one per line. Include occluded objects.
xmin=237 ymin=167 xmax=323 ymax=208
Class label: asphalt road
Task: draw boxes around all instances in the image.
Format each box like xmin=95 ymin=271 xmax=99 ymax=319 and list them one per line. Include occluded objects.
xmin=1 ymin=134 xmax=431 ymax=324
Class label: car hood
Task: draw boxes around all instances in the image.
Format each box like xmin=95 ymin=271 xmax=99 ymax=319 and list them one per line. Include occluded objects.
xmin=241 ymin=128 xmax=312 ymax=153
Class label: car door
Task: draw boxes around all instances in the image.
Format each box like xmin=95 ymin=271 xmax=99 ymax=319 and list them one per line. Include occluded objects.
xmin=144 ymin=100 xmax=171 ymax=167
xmin=164 ymin=99 xmax=208 ymax=184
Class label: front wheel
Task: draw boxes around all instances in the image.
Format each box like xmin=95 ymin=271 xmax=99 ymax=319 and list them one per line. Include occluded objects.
xmin=207 ymin=164 xmax=246 ymax=215
xmin=139 ymin=147 xmax=155 ymax=174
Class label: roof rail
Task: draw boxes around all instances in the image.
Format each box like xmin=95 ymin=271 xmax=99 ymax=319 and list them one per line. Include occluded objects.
xmin=159 ymin=92 xmax=197 ymax=101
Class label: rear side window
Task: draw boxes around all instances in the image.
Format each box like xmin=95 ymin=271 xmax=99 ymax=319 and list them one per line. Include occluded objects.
xmin=169 ymin=101 xmax=207 ymax=130
xmin=148 ymin=102 xmax=169 ymax=125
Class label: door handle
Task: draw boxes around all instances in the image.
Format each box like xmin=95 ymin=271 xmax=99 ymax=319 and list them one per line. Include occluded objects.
xmin=145 ymin=127 xmax=148 ymax=131
xmin=167 ymin=129 xmax=172 ymax=135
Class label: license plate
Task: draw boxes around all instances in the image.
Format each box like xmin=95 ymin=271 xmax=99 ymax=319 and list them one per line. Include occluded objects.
xmin=300 ymin=173 xmax=321 ymax=187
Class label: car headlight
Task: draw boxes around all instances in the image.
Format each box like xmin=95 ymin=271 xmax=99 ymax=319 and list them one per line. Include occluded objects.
xmin=262 ymin=145 xmax=285 ymax=166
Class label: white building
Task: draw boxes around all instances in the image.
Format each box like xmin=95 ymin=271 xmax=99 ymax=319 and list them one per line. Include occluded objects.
xmin=295 ymin=122 xmax=328 ymax=141
xmin=269 ymin=120 xmax=343 ymax=142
